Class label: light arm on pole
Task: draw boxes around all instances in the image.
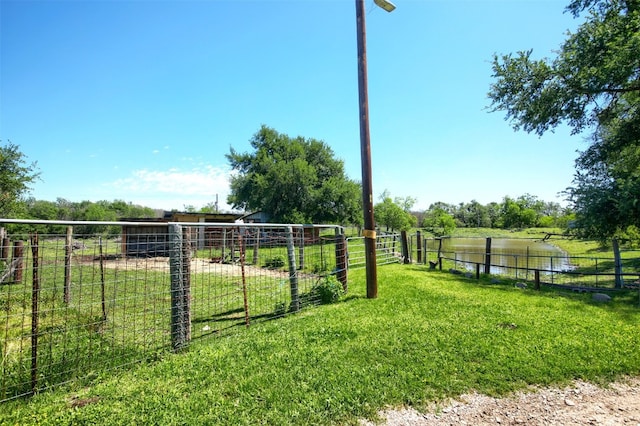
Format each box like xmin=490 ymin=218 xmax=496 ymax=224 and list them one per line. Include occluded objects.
xmin=374 ymin=0 xmax=396 ymax=12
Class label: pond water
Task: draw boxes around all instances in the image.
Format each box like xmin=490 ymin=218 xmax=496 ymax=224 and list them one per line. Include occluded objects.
xmin=426 ymin=237 xmax=572 ymax=275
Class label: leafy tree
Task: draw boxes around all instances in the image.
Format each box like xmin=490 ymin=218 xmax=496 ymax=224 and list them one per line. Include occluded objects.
xmin=21 ymin=198 xmax=156 ymax=234
xmin=20 ymin=198 xmax=65 ymax=234
xmin=499 ymin=196 xmax=538 ymax=229
xmin=422 ymin=204 xmax=457 ymax=235
xmin=0 ymin=141 xmax=40 ymax=217
xmin=199 ymin=201 xmax=220 ymax=213
xmin=394 ymin=195 xmax=417 ymax=213
xmin=109 ymin=199 xmax=155 ymax=219
xmin=488 ymin=0 xmax=640 ymax=240
xmin=81 ymin=203 xmax=118 ymax=235
xmin=226 ymin=126 xmax=361 ymax=224
xmin=55 ymin=198 xmax=75 ymax=220
xmin=455 ymin=200 xmax=491 ymax=228
xmin=486 ymin=202 xmax=502 ymax=228
xmin=25 ymin=198 xmax=58 ymax=221
xmin=374 ymin=191 xmax=417 ymax=232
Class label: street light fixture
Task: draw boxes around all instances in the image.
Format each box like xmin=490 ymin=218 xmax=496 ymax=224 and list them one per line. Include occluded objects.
xmin=355 ymin=0 xmax=395 ymax=299
xmin=374 ymin=0 xmax=396 ymax=12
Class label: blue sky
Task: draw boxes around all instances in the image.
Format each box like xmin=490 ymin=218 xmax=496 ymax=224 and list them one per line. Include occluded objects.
xmin=1 ymin=0 xmax=585 ymax=213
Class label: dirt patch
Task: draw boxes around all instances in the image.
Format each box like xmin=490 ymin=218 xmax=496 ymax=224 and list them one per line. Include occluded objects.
xmin=87 ymin=256 xmax=291 ymax=279
xmin=361 ymin=377 xmax=640 ymax=425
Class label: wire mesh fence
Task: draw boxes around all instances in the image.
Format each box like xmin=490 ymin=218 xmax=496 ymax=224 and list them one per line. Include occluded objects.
xmin=0 ymin=220 xmax=346 ymax=402
xmin=409 ymin=234 xmax=640 ymax=290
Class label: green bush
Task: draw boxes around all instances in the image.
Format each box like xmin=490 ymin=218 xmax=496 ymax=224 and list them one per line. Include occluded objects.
xmin=312 ymin=260 xmax=329 ymax=274
xmin=264 ymin=255 xmax=285 ymax=268
xmin=312 ymin=276 xmax=345 ymax=304
xmin=272 ymin=301 xmax=287 ymax=317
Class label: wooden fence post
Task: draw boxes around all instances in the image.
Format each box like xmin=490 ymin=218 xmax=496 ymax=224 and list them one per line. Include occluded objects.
xmin=0 ymin=236 xmax=11 ymax=284
xmin=400 ymin=231 xmax=410 ymax=264
xmin=12 ymin=241 xmax=24 ymax=283
xmin=285 ymin=226 xmax=299 ymax=313
xmin=335 ymin=229 xmax=348 ymax=292
xmin=1 ymin=236 xmax=9 ymax=261
xmin=534 ymin=269 xmax=541 ymax=290
xmin=484 ymin=237 xmax=492 ymax=275
xmin=416 ymin=231 xmax=422 ymax=264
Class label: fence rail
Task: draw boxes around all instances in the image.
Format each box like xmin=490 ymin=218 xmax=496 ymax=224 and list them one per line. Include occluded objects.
xmin=347 ymin=232 xmax=405 ymax=268
xmin=0 ymin=219 xmax=346 ymax=402
xmin=409 ymin=234 xmax=640 ymax=290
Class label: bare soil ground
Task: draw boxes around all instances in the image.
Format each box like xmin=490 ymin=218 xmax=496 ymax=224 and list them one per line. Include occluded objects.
xmin=361 ymin=377 xmax=640 ymax=425
xmin=91 ymin=255 xmax=290 ymax=278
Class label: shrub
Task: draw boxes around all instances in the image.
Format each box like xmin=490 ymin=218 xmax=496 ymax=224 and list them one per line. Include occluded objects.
xmin=312 ymin=276 xmax=345 ymax=304
xmin=312 ymin=260 xmax=328 ymax=274
xmin=264 ymin=255 xmax=285 ymax=268
xmin=272 ymin=301 xmax=287 ymax=317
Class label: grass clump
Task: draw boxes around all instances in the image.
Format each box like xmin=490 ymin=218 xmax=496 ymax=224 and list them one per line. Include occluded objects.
xmin=264 ymin=255 xmax=286 ymax=268
xmin=312 ymin=275 xmax=345 ymax=304
xmin=1 ymin=264 xmax=639 ymax=425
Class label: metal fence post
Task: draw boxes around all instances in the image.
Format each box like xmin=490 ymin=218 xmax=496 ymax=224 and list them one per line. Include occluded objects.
xmin=252 ymin=228 xmax=260 ymax=265
xmin=285 ymin=226 xmax=299 ymax=312
xmin=30 ymin=234 xmax=40 ymax=395
xmin=169 ymin=224 xmax=188 ymax=351
xmin=64 ymin=226 xmax=73 ymax=304
xmin=298 ymin=229 xmax=305 ymax=271
xmin=182 ymin=227 xmax=191 ymax=343
xmin=613 ymin=238 xmax=623 ymax=288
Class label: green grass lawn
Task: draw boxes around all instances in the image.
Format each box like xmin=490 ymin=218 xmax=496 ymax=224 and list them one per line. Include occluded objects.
xmin=2 ymin=264 xmax=639 ymax=425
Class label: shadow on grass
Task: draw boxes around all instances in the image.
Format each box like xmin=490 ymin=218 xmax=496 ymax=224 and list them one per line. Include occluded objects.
xmin=2 ymin=327 xmax=168 ymax=403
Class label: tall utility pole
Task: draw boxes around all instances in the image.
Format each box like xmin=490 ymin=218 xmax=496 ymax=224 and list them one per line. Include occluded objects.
xmin=355 ymin=0 xmax=395 ymax=299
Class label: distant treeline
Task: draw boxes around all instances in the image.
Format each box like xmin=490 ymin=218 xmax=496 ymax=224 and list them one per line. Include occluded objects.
xmin=416 ymin=195 xmax=574 ymax=234
xmin=5 ymin=194 xmax=575 ymax=237
xmin=6 ymin=198 xmax=160 ymax=235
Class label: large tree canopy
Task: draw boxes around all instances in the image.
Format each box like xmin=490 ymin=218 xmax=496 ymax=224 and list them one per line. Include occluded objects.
xmin=374 ymin=191 xmax=417 ymax=232
xmin=226 ymin=126 xmax=361 ymax=224
xmin=0 ymin=141 xmax=40 ymax=217
xmin=488 ymin=0 xmax=640 ymax=241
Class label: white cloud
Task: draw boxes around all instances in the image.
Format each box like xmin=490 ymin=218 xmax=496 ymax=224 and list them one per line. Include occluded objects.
xmin=107 ymin=165 xmax=234 ymax=211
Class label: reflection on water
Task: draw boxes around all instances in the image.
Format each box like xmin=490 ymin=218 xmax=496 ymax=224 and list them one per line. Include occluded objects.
xmin=427 ymin=237 xmax=572 ymax=275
